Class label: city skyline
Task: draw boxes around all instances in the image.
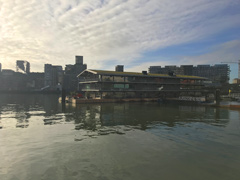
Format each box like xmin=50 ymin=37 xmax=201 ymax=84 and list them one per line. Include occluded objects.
xmin=0 ymin=0 xmax=240 ymax=80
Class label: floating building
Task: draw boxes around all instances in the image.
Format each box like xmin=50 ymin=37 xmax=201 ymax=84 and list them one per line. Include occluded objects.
xmin=77 ymin=66 xmax=207 ymax=100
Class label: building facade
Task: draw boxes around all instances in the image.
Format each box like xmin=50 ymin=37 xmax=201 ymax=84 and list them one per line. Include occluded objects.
xmin=44 ymin=64 xmax=63 ymax=90
xmin=233 ymin=78 xmax=240 ymax=84
xmin=27 ymin=73 xmax=44 ymax=90
xmin=0 ymin=70 xmax=28 ymax=91
xmin=149 ymin=64 xmax=229 ymax=84
xmin=63 ymin=56 xmax=87 ymax=92
xmin=115 ymin=65 xmax=124 ymax=72
xmin=16 ymin=60 xmax=30 ymax=74
xmin=77 ymin=68 xmax=207 ymax=99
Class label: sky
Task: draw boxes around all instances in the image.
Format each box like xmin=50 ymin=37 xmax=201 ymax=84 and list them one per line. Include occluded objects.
xmin=0 ymin=0 xmax=240 ymax=81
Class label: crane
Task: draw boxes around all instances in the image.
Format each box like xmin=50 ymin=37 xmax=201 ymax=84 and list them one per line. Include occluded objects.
xmin=221 ymin=60 xmax=240 ymax=79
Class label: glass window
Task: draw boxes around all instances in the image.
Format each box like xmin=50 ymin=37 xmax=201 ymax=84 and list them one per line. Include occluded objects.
xmin=114 ymin=76 xmax=124 ymax=82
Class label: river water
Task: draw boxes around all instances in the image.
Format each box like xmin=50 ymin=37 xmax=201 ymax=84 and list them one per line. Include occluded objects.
xmin=0 ymin=94 xmax=240 ymax=180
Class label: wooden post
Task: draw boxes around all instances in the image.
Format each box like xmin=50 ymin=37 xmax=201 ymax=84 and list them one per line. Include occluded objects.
xmin=61 ymin=89 xmax=66 ymax=103
xmin=215 ymin=89 xmax=221 ymax=105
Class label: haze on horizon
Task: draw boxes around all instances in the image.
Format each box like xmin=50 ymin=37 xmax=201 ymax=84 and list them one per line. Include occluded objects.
xmin=0 ymin=0 xmax=240 ymax=80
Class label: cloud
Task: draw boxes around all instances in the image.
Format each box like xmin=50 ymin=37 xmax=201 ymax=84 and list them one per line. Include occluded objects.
xmin=0 ymin=0 xmax=240 ymax=72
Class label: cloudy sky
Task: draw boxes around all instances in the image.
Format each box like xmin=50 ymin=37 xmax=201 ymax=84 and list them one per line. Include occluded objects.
xmin=0 ymin=0 xmax=240 ymax=80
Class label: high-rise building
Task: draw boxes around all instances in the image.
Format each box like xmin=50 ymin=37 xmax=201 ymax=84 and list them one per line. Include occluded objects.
xmin=63 ymin=56 xmax=87 ymax=92
xmin=44 ymin=64 xmax=63 ymax=90
xmin=0 ymin=63 xmax=2 ymax=73
xmin=115 ymin=65 xmax=124 ymax=72
xmin=27 ymin=72 xmax=44 ymax=90
xmin=16 ymin=60 xmax=30 ymax=74
xmin=180 ymin=65 xmax=193 ymax=75
xmin=211 ymin=64 xmax=230 ymax=84
xmin=149 ymin=64 xmax=229 ymax=84
xmin=148 ymin=66 xmax=161 ymax=74
xmin=75 ymin=56 xmax=83 ymax=65
xmin=149 ymin=65 xmax=179 ymax=75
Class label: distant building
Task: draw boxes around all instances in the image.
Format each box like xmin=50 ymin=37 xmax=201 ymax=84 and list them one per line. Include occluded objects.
xmin=149 ymin=64 xmax=230 ymax=84
xmin=75 ymin=56 xmax=83 ymax=65
xmin=16 ymin=60 xmax=30 ymax=74
xmin=0 ymin=63 xmax=2 ymax=73
xmin=27 ymin=73 xmax=44 ymax=90
xmin=0 ymin=68 xmax=45 ymax=91
xmin=180 ymin=65 xmax=194 ymax=76
xmin=148 ymin=66 xmax=161 ymax=74
xmin=77 ymin=66 xmax=207 ymax=99
xmin=1 ymin=69 xmax=15 ymax=76
xmin=63 ymin=56 xmax=87 ymax=92
xmin=115 ymin=65 xmax=124 ymax=72
xmin=0 ymin=70 xmax=29 ymax=91
xmin=44 ymin=64 xmax=63 ymax=91
xmin=232 ymin=78 xmax=240 ymax=84
xmin=206 ymin=64 xmax=230 ymax=84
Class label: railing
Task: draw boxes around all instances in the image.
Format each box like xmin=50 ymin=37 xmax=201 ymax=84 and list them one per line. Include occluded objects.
xmin=79 ymin=78 xmax=205 ymax=85
xmin=81 ymin=89 xmax=205 ymax=92
xmin=79 ymin=78 xmax=99 ymax=82
xmin=82 ymin=88 xmax=100 ymax=91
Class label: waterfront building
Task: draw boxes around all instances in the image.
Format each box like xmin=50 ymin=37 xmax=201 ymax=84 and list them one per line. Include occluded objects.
xmin=27 ymin=73 xmax=44 ymax=90
xmin=44 ymin=64 xmax=63 ymax=91
xmin=0 ymin=70 xmax=28 ymax=91
xmin=63 ymin=56 xmax=87 ymax=92
xmin=1 ymin=69 xmax=15 ymax=76
xmin=149 ymin=64 xmax=229 ymax=84
xmin=212 ymin=64 xmax=229 ymax=83
xmin=77 ymin=67 xmax=207 ymax=99
xmin=0 ymin=69 xmax=45 ymax=92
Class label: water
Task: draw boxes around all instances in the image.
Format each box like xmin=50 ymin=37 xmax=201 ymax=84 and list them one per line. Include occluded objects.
xmin=0 ymin=94 xmax=240 ymax=180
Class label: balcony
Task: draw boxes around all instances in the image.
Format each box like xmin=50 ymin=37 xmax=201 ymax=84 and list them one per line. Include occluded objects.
xmin=79 ymin=78 xmax=99 ymax=82
xmin=79 ymin=78 xmax=205 ymax=86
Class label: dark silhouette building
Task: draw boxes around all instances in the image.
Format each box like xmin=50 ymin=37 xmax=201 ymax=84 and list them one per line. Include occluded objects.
xmin=63 ymin=56 xmax=87 ymax=92
xmin=44 ymin=64 xmax=63 ymax=91
xmin=0 ymin=68 xmax=44 ymax=91
xmin=115 ymin=65 xmax=124 ymax=72
xmin=16 ymin=60 xmax=30 ymax=74
xmin=27 ymin=73 xmax=44 ymax=90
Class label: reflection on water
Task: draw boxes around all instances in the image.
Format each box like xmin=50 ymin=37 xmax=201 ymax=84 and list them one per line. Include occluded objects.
xmin=1 ymin=94 xmax=240 ymax=180
xmin=0 ymin=94 xmax=60 ymax=129
xmin=0 ymin=94 xmax=231 ymax=132
xmin=0 ymin=94 xmax=236 ymax=145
